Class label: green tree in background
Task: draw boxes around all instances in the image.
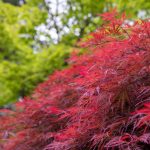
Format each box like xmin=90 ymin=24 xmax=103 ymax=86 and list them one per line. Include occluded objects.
xmin=0 ymin=1 xmax=70 ymax=106
xmin=2 ymin=0 xmax=19 ymax=5
xmin=2 ymin=0 xmax=44 ymax=6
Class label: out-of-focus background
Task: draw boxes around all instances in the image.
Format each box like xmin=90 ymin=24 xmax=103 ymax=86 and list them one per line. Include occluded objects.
xmin=0 ymin=0 xmax=149 ymax=106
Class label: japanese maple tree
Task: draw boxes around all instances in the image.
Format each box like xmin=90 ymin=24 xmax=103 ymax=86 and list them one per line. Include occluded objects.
xmin=0 ymin=11 xmax=150 ymax=150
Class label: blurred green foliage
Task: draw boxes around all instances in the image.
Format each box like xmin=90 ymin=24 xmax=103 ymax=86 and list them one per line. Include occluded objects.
xmin=0 ymin=0 xmax=149 ymax=106
xmin=2 ymin=0 xmax=19 ymax=5
xmin=0 ymin=1 xmax=70 ymax=105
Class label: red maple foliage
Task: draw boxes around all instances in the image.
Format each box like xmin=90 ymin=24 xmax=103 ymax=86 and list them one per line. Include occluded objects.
xmin=0 ymin=12 xmax=150 ymax=150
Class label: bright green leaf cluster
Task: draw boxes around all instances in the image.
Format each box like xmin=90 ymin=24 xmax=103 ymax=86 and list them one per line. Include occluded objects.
xmin=0 ymin=2 xmax=70 ymax=106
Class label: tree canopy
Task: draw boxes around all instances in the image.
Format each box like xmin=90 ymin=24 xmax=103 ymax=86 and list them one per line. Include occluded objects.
xmin=0 ymin=1 xmax=70 ymax=105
